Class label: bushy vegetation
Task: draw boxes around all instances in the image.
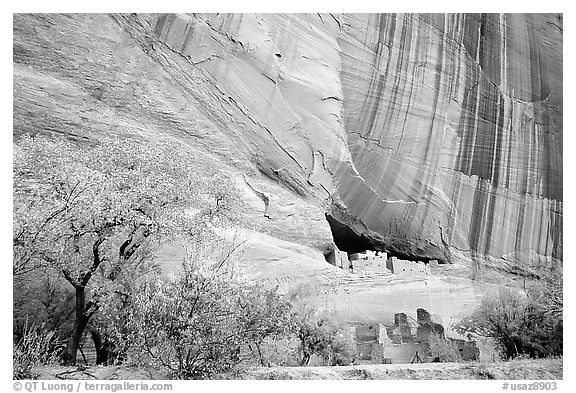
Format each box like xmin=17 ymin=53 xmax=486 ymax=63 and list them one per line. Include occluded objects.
xmin=251 ymin=336 xmax=302 ymax=367
xmin=13 ymin=322 xmax=61 ymax=380
xmin=13 ymin=134 xmax=244 ymax=369
xmin=293 ymin=306 xmax=357 ymax=366
xmin=102 ymin=244 xmax=296 ymax=379
xmin=454 ymin=264 xmax=562 ymax=360
xmin=13 ymin=134 xmax=354 ymax=378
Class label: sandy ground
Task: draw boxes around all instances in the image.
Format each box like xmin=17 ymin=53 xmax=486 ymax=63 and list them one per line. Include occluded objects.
xmin=31 ymin=358 xmax=561 ymax=380
xmin=241 ymin=358 xmax=563 ymax=380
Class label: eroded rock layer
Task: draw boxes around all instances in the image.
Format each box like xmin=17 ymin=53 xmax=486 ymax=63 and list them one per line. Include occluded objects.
xmin=13 ymin=13 xmax=563 ymax=266
xmin=335 ymin=14 xmax=562 ymax=262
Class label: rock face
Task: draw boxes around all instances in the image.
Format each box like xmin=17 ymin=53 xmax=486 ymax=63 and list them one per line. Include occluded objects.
xmin=334 ymin=14 xmax=563 ymax=263
xmin=13 ymin=13 xmax=563 ymax=267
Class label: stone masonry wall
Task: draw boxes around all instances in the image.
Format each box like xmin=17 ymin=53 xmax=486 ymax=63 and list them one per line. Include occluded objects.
xmin=386 ymin=256 xmax=430 ymax=276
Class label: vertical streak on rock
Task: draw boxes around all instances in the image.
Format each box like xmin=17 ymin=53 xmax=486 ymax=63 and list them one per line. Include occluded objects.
xmin=482 ymin=93 xmax=505 ymax=255
xmin=396 ymin=17 xmax=420 ymax=154
xmin=359 ymin=14 xmax=394 ymax=142
xmin=13 ymin=13 xmax=563 ymax=267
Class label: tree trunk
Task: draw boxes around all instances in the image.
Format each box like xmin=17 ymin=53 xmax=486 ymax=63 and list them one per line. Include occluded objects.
xmin=300 ymin=342 xmax=311 ymax=366
xmin=300 ymin=352 xmax=310 ymax=366
xmin=89 ymin=327 xmax=115 ymax=365
xmin=299 ymin=336 xmax=310 ymax=366
xmin=63 ymin=286 xmax=91 ymax=365
xmin=256 ymin=343 xmax=266 ymax=367
xmin=90 ymin=327 xmax=103 ymax=364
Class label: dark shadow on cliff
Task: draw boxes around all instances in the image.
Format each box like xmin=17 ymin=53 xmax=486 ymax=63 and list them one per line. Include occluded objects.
xmin=325 ymin=213 xmax=447 ymax=264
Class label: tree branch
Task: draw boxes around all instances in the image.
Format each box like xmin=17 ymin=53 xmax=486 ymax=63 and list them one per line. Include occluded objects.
xmin=79 ymin=236 xmax=106 ymax=287
xmin=62 ymin=268 xmax=80 ymax=288
xmin=84 ymin=300 xmax=100 ymax=319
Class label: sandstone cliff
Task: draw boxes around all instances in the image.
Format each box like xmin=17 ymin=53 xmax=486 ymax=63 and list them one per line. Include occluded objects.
xmin=13 ymin=13 xmax=563 ymax=269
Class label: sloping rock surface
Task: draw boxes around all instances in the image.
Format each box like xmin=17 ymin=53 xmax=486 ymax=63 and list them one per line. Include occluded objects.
xmin=13 ymin=13 xmax=562 ymax=266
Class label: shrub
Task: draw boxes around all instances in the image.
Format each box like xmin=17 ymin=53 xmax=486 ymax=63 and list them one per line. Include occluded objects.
xmin=107 ymin=244 xmax=294 ymax=379
xmin=253 ymin=336 xmax=301 ymax=367
xmin=293 ymin=305 xmax=357 ymax=366
xmin=247 ymin=307 xmax=357 ymax=367
xmin=326 ymin=330 xmax=357 ymax=366
xmin=13 ymin=134 xmax=242 ymax=365
xmin=454 ymin=286 xmax=562 ymax=359
xmin=13 ymin=323 xmax=61 ymax=379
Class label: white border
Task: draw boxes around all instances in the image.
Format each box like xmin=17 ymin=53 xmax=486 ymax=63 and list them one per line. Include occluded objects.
xmin=2 ymin=3 xmax=572 ymax=391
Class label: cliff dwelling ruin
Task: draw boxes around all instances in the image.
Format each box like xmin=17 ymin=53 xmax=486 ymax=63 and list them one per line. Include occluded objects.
xmin=325 ymin=246 xmax=439 ymax=278
xmin=349 ymin=308 xmax=479 ymax=364
xmin=324 ymin=213 xmax=443 ymax=277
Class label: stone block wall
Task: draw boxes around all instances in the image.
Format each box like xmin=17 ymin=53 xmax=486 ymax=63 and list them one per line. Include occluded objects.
xmin=326 ymin=246 xmax=350 ymax=270
xmin=386 ymin=257 xmax=430 ymax=276
xmin=347 ymin=251 xmax=438 ymax=277
xmin=352 ymin=323 xmax=390 ymax=364
xmin=370 ymin=342 xmax=385 ymax=363
xmin=391 ymin=312 xmax=415 ymax=342
xmin=351 ymin=314 xmax=479 ymax=364
xmin=351 ymin=258 xmax=368 ymax=275
xmin=365 ymin=253 xmax=388 ymax=274
xmin=335 ymin=249 xmax=349 ymax=269
xmin=350 ymin=251 xmax=389 ymax=275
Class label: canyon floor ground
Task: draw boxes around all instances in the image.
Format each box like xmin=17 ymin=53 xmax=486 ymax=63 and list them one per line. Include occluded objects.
xmin=32 ymin=358 xmax=562 ymax=380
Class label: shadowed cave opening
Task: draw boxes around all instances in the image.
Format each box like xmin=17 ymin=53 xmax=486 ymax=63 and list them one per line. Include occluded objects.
xmin=325 ymin=214 xmax=374 ymax=254
xmin=324 ymin=213 xmax=443 ymax=264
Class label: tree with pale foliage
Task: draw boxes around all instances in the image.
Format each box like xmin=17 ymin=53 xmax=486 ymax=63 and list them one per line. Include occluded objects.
xmin=105 ymin=243 xmax=295 ymax=379
xmin=293 ymin=305 xmax=356 ymax=366
xmin=454 ymin=281 xmax=562 ymax=360
xmin=13 ymin=134 xmax=239 ymax=365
